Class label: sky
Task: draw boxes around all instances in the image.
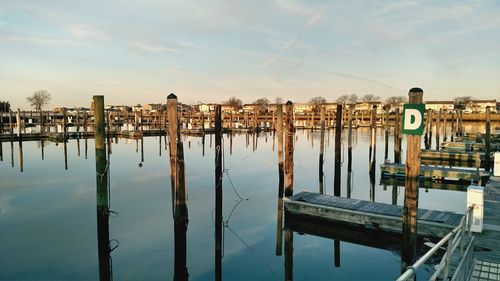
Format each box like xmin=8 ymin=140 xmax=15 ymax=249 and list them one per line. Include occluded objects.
xmin=1 ymin=0 xmax=499 ymax=109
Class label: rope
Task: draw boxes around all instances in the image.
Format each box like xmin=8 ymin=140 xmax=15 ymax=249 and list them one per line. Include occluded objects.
xmin=226 ymin=226 xmax=279 ymax=280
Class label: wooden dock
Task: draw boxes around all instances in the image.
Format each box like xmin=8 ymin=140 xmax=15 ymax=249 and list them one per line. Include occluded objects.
xmin=474 ymin=176 xmax=500 ymax=262
xmin=284 ymin=191 xmax=463 ymax=238
xmin=379 ymin=177 xmax=468 ymax=192
xmin=421 ymin=149 xmax=488 ymax=168
xmin=441 ymin=141 xmax=500 ymax=152
xmin=380 ymin=163 xmax=490 ymax=181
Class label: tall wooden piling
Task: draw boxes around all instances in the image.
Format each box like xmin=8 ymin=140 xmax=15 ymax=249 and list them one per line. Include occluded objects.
xmin=450 ymin=111 xmax=455 ymax=141
xmin=394 ymin=108 xmax=402 ymax=164
xmin=369 ymin=105 xmax=377 ymax=202
xmin=63 ymin=108 xmax=67 ymax=140
xmin=384 ymin=107 xmax=389 ymax=161
xmin=276 ymin=104 xmax=285 ymax=255
xmin=428 ymin=110 xmax=433 ymax=149
xmin=402 ymin=88 xmax=423 ymax=271
xmin=214 ymin=104 xmax=223 ymax=281
xmin=443 ymin=111 xmax=447 ymax=142
xmin=319 ymin=106 xmax=326 ymax=194
xmin=93 ymin=95 xmax=111 ymax=281
xmin=16 ymin=109 xmax=21 ymax=137
xmin=284 ymin=101 xmax=294 ymax=197
xmin=485 ymin=107 xmax=491 ymax=172
xmin=284 ymin=103 xmax=295 ymax=281
xmin=347 ymin=105 xmax=353 ymax=198
xmin=9 ymin=110 xmax=13 ymax=135
xmin=334 ymin=104 xmax=342 ymax=197
xmin=435 ymin=109 xmax=441 ymax=150
xmin=0 ymin=111 xmax=3 ymax=134
xmin=166 ymin=94 xmax=189 ymax=281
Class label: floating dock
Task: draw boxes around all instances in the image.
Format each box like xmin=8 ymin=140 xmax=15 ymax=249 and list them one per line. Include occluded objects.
xmin=380 ymin=163 xmax=489 ymax=182
xmin=284 ymin=191 xmax=463 ymax=238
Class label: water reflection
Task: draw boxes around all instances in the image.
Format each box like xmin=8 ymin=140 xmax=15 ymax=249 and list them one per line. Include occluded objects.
xmin=0 ymin=125 xmax=474 ymax=280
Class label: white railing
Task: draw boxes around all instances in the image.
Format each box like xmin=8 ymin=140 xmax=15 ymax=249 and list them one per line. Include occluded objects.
xmin=396 ymin=206 xmax=474 ymax=281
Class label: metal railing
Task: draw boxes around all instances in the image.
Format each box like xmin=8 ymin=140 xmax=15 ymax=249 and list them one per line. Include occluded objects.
xmin=396 ymin=206 xmax=474 ymax=281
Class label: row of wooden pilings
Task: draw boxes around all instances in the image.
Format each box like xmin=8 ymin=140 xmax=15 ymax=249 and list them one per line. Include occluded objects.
xmin=1 ymin=104 xmax=484 ymax=136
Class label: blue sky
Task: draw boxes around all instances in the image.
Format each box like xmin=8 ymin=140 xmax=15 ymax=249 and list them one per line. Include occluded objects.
xmin=1 ymin=0 xmax=499 ymax=109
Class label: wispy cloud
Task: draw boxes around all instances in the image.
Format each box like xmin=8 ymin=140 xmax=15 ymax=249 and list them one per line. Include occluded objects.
xmin=67 ymin=24 xmax=111 ymax=41
xmin=129 ymin=41 xmax=178 ymax=54
xmin=259 ymin=9 xmax=325 ymax=69
xmin=0 ymin=33 xmax=77 ymax=46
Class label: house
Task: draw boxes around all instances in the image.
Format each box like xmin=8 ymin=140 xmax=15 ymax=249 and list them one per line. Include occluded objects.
xmin=293 ymin=103 xmax=313 ymax=114
xmin=143 ymin=103 xmax=163 ymax=112
xmin=469 ymin=100 xmax=497 ymax=113
xmin=425 ymin=101 xmax=454 ymax=112
xmin=198 ymin=103 xmax=216 ymax=113
xmin=355 ymin=101 xmax=383 ymax=114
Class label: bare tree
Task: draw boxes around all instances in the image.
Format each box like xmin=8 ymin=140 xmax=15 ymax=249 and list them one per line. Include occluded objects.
xmin=309 ymin=96 xmax=327 ymax=112
xmin=275 ymin=97 xmax=284 ymax=105
xmin=348 ymin=94 xmax=358 ymax=104
xmin=385 ymin=96 xmax=407 ymax=111
xmin=254 ymin=97 xmax=270 ymax=113
xmin=361 ymin=94 xmax=380 ymax=102
xmin=337 ymin=95 xmax=349 ymax=105
xmin=224 ymin=96 xmax=243 ymax=110
xmin=27 ymin=90 xmax=51 ymax=112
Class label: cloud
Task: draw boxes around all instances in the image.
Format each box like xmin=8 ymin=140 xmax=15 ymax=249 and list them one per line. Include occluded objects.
xmin=259 ymin=9 xmax=325 ymax=69
xmin=129 ymin=41 xmax=178 ymax=54
xmin=67 ymin=24 xmax=111 ymax=41
xmin=0 ymin=33 xmax=77 ymax=46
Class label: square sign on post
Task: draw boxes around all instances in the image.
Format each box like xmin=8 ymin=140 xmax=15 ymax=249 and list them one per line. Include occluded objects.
xmin=402 ymin=104 xmax=425 ymax=135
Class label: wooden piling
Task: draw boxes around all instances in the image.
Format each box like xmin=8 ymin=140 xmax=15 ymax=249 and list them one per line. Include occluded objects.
xmin=369 ymin=105 xmax=377 ymax=202
xmin=284 ymin=101 xmax=294 ymax=197
xmin=9 ymin=110 xmax=13 ymax=135
xmin=485 ymin=107 xmax=491 ymax=172
xmin=402 ymin=88 xmax=423 ymax=271
xmin=167 ymin=94 xmax=189 ymax=281
xmin=276 ymin=104 xmax=285 ymax=255
xmin=443 ymin=111 xmax=447 ymax=142
xmin=347 ymin=105 xmax=353 ymax=198
xmin=18 ymin=140 xmax=23 ymax=172
xmin=92 ymin=95 xmax=111 ymax=281
xmin=284 ymin=228 xmax=293 ymax=281
xmin=428 ymin=110 xmax=433 ymax=149
xmin=63 ymin=108 xmax=67 ymax=140
xmin=16 ymin=109 xmax=21 ymax=137
xmin=384 ymin=107 xmax=389 ymax=161
xmin=450 ymin=111 xmax=455 ymax=141
xmin=319 ymin=106 xmax=326 ymax=194
xmin=436 ymin=109 xmax=441 ymax=150
xmin=334 ymin=104 xmax=342 ymax=197
xmin=394 ymin=108 xmax=402 ymax=164
xmin=215 ymin=105 xmax=223 ymax=281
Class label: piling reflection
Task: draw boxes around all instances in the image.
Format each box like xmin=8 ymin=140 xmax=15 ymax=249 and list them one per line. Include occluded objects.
xmin=18 ymin=140 xmax=23 ymax=172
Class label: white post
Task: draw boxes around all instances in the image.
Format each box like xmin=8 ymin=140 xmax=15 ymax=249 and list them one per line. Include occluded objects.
xmin=467 ymin=185 xmax=484 ymax=233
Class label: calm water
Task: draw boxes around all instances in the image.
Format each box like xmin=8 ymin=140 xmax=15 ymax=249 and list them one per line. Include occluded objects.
xmin=0 ymin=127 xmax=470 ymax=281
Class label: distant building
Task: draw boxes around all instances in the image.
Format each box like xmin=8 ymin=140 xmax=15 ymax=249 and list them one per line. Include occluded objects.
xmin=425 ymin=101 xmax=454 ymax=112
xmin=143 ymin=103 xmax=163 ymax=112
xmin=198 ymin=103 xmax=216 ymax=113
xmin=355 ymin=101 xmax=383 ymax=114
xmin=293 ymin=103 xmax=313 ymax=113
xmin=469 ymin=100 xmax=497 ymax=113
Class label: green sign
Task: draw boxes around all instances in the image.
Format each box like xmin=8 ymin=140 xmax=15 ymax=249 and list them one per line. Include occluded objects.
xmin=402 ymin=104 xmax=425 ymax=135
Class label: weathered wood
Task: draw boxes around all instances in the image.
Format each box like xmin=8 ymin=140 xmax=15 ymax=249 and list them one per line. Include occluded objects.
xmin=347 ymin=105 xmax=353 ymax=198
xmin=436 ymin=109 xmax=441 ymax=150
xmin=284 ymin=191 xmax=462 ymax=238
xmin=93 ymin=95 xmax=111 ymax=281
xmin=384 ymin=107 xmax=389 ymax=160
xmin=276 ymin=104 xmax=285 ymax=255
xmin=485 ymin=107 xmax=491 ymax=172
xmin=319 ymin=106 xmax=325 ymax=194
xmin=284 ymin=101 xmax=294 ymax=197
xmin=394 ymin=108 xmax=402 ymax=164
xmin=402 ymin=88 xmax=423 ymax=270
xmin=334 ymin=104 xmax=342 ymax=197
xmin=214 ymin=104 xmax=222 ymax=281
xmin=381 ymin=163 xmax=488 ymax=181
xmin=369 ymin=105 xmax=377 ymax=201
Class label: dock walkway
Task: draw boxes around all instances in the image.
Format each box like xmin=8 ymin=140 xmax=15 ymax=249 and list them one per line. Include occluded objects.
xmin=474 ymin=176 xmax=500 ymax=263
xmin=380 ymin=163 xmax=489 ymax=181
xmin=284 ymin=191 xmax=463 ymax=238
